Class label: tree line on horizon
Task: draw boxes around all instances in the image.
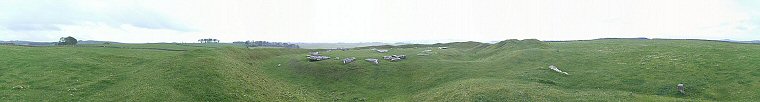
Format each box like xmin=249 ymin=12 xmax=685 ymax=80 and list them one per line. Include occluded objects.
xmin=198 ymin=38 xmax=220 ymax=43
xmin=233 ymin=40 xmax=299 ymax=48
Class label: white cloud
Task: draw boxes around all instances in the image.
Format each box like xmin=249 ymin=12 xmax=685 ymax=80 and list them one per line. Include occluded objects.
xmin=0 ymin=0 xmax=758 ymax=43
xmin=0 ymin=0 xmax=191 ymax=31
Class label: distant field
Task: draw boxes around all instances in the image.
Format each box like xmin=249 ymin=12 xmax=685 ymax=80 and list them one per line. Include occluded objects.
xmin=296 ymin=42 xmax=393 ymax=49
xmin=1 ymin=39 xmax=759 ymax=101
xmin=77 ymin=43 xmax=246 ymax=50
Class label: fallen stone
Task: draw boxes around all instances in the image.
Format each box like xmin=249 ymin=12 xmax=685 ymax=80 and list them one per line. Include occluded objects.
xmin=307 ymin=56 xmax=331 ymax=61
xmin=343 ymin=57 xmax=356 ymax=64
xmin=365 ymin=59 xmax=379 ymax=64
xmin=677 ymin=83 xmax=686 ymax=95
xmin=549 ymin=65 xmax=569 ymax=75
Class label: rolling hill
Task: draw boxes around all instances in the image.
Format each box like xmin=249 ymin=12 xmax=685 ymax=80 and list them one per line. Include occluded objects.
xmin=1 ymin=39 xmax=758 ymax=101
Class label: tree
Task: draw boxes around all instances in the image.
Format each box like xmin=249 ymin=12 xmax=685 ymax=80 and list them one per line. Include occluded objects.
xmin=198 ymin=38 xmax=220 ymax=43
xmin=58 ymin=36 xmax=78 ymax=45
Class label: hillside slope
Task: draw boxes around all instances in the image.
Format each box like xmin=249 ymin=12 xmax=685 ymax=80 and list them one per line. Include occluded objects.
xmin=1 ymin=39 xmax=759 ymax=101
xmin=0 ymin=44 xmax=316 ymax=101
xmin=262 ymin=39 xmax=760 ymax=101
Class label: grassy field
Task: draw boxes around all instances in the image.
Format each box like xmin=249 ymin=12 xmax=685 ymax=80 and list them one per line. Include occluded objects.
xmin=296 ymin=42 xmax=393 ymax=49
xmin=1 ymin=39 xmax=758 ymax=101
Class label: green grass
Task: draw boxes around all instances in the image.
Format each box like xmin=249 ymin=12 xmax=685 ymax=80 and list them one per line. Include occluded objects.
xmin=296 ymin=42 xmax=392 ymax=49
xmin=1 ymin=39 xmax=759 ymax=101
xmin=77 ymin=43 xmax=246 ymax=50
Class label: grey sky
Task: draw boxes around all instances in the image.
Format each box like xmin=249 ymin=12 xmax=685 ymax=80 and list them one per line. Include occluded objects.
xmin=1 ymin=0 xmax=759 ymax=43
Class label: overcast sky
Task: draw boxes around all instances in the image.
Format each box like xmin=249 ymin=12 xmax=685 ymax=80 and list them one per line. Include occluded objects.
xmin=1 ymin=0 xmax=759 ymax=43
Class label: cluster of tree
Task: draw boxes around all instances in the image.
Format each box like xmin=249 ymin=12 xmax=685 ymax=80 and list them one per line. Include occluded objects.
xmin=233 ymin=40 xmax=299 ymax=48
xmin=57 ymin=36 xmax=78 ymax=45
xmin=198 ymin=38 xmax=220 ymax=43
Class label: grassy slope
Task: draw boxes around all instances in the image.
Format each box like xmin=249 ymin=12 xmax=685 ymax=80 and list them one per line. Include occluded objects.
xmin=0 ymin=44 xmax=315 ymax=101
xmin=0 ymin=45 xmax=187 ymax=101
xmin=1 ymin=39 xmax=759 ymax=101
xmin=262 ymin=39 xmax=759 ymax=101
xmin=540 ymin=39 xmax=760 ymax=101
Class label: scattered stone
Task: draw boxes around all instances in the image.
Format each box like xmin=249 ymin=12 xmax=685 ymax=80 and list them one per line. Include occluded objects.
xmin=677 ymin=83 xmax=686 ymax=95
xmin=306 ymin=52 xmax=331 ymax=61
xmin=549 ymin=65 xmax=569 ymax=75
xmin=375 ymin=49 xmax=389 ymax=53
xmin=365 ymin=59 xmax=379 ymax=64
xmin=277 ymin=64 xmax=281 ymax=67
xmin=307 ymin=56 xmax=331 ymax=61
xmin=438 ymin=47 xmax=448 ymax=49
xmin=309 ymin=52 xmax=320 ymax=56
xmin=389 ymin=58 xmax=402 ymax=62
xmin=383 ymin=56 xmax=393 ymax=60
xmin=12 ymin=85 xmax=24 ymax=90
xmin=383 ymin=55 xmax=407 ymax=62
xmin=343 ymin=57 xmax=356 ymax=64
xmin=336 ymin=48 xmax=349 ymax=51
